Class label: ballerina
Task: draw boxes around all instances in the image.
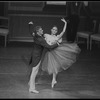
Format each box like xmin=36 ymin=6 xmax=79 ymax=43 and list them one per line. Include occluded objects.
xmin=41 ymin=18 xmax=81 ymax=88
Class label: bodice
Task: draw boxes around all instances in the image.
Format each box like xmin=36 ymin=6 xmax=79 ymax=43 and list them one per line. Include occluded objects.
xmin=44 ymin=34 xmax=62 ymax=45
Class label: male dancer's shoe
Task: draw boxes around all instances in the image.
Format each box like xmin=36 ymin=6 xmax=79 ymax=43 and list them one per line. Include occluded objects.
xmin=28 ymin=82 xmax=39 ymax=93
xmin=29 ymin=88 xmax=39 ymax=93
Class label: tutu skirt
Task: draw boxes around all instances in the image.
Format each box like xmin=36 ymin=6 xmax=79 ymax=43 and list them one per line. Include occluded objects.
xmin=41 ymin=42 xmax=81 ymax=75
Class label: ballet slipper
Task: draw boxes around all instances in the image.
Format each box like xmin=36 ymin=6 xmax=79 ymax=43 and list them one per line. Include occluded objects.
xmin=51 ymin=80 xmax=57 ymax=88
xmin=29 ymin=88 xmax=39 ymax=93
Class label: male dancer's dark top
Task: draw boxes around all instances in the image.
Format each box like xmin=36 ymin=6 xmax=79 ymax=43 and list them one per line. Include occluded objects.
xmin=28 ymin=23 xmax=58 ymax=68
xmin=30 ymin=31 xmax=58 ymax=68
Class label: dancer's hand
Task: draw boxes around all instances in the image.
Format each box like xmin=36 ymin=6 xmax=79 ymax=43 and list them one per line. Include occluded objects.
xmin=61 ymin=18 xmax=66 ymax=23
xmin=32 ymin=32 xmax=35 ymax=36
xmin=29 ymin=21 xmax=33 ymax=24
xmin=51 ymin=40 xmax=58 ymax=45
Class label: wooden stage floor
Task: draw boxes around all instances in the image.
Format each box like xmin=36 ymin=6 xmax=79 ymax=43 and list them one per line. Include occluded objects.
xmin=0 ymin=42 xmax=100 ymax=99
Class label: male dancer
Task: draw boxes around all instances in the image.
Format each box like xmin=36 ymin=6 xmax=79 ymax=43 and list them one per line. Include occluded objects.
xmin=28 ymin=22 xmax=59 ymax=93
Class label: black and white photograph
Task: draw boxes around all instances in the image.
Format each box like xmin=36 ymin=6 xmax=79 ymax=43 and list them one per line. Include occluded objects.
xmin=0 ymin=1 xmax=100 ymax=99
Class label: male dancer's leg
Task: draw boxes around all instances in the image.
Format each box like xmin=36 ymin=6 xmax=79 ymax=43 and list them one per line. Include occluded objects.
xmin=29 ymin=61 xmax=41 ymax=93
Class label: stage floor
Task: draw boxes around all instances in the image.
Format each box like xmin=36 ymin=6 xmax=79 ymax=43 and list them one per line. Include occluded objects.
xmin=0 ymin=42 xmax=100 ymax=99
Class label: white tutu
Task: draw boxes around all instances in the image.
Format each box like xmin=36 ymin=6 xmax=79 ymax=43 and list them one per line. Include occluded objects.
xmin=41 ymin=41 xmax=81 ymax=75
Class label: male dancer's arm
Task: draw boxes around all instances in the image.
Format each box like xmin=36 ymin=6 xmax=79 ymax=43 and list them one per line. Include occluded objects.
xmin=37 ymin=37 xmax=58 ymax=49
xmin=28 ymin=22 xmax=34 ymax=36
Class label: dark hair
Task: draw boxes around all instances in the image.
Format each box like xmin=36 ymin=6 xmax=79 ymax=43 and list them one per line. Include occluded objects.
xmin=52 ymin=25 xmax=58 ymax=31
xmin=34 ymin=26 xmax=42 ymax=33
xmin=52 ymin=25 xmax=57 ymax=28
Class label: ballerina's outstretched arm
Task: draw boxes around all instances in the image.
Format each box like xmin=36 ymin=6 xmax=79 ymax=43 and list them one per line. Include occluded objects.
xmin=57 ymin=18 xmax=67 ymax=40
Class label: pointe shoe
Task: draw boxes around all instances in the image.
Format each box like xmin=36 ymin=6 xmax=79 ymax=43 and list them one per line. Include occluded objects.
xmin=29 ymin=89 xmax=39 ymax=93
xmin=51 ymin=80 xmax=57 ymax=88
